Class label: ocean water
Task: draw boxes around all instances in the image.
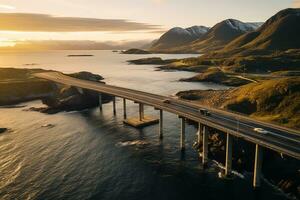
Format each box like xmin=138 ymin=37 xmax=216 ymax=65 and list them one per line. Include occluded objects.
xmin=0 ymin=50 xmax=289 ymax=200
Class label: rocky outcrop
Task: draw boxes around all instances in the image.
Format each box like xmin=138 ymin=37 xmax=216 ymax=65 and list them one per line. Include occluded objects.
xmin=34 ymin=71 xmax=113 ymax=114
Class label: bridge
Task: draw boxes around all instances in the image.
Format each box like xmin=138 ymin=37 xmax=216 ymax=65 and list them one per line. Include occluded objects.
xmin=36 ymin=72 xmax=300 ymax=188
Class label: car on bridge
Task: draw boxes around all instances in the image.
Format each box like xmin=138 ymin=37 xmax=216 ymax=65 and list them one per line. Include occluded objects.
xmin=199 ymin=109 xmax=210 ymax=116
xmin=162 ymin=99 xmax=171 ymax=104
xmin=253 ymin=128 xmax=269 ymax=135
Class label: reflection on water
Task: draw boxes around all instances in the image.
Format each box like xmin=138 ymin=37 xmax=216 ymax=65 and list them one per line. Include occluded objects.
xmin=0 ymin=51 xmax=288 ymax=200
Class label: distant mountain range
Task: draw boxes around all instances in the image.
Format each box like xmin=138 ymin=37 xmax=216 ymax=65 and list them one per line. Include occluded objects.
xmin=150 ymin=8 xmax=300 ymax=55
xmin=150 ymin=20 xmax=263 ymax=53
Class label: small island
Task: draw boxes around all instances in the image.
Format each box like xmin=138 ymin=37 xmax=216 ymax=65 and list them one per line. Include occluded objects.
xmin=127 ymin=57 xmax=178 ymax=65
xmin=121 ymin=48 xmax=151 ymax=54
xmin=67 ymin=54 xmax=94 ymax=57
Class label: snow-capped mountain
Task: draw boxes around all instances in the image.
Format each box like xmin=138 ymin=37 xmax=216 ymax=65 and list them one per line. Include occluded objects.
xmin=186 ymin=26 xmax=210 ymax=38
xmin=150 ymin=25 xmax=209 ymax=51
xmin=150 ymin=19 xmax=262 ymax=53
xmin=224 ymin=19 xmax=261 ymax=32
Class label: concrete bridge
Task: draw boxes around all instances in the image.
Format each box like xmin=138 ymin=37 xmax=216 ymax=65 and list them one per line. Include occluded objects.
xmin=36 ymin=72 xmax=300 ymax=188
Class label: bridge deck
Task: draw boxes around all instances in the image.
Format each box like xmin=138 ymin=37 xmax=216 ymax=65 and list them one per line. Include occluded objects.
xmin=35 ymin=72 xmax=300 ymax=160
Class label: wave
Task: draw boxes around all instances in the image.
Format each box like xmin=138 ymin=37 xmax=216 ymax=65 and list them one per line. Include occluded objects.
xmin=115 ymin=140 xmax=149 ymax=147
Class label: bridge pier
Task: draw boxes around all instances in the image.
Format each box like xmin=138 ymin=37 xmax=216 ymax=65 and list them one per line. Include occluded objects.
xmin=197 ymin=123 xmax=203 ymax=145
xmin=99 ymin=94 xmax=103 ymax=112
xmin=139 ymin=103 xmax=144 ymax=121
xmin=253 ymin=144 xmax=264 ymax=188
xmin=123 ymin=98 xmax=127 ymax=119
xmin=124 ymin=103 xmax=158 ymax=128
xmin=113 ymin=97 xmax=116 ymax=116
xmin=225 ymin=133 xmax=233 ymax=176
xmin=180 ymin=117 xmax=186 ymax=151
xmin=202 ymin=126 xmax=209 ymax=164
xmin=159 ymin=110 xmax=163 ymax=139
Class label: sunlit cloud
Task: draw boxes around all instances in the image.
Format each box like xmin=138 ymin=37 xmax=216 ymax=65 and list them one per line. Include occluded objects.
xmin=292 ymin=0 xmax=300 ymax=8
xmin=0 ymin=13 xmax=161 ymax=32
xmin=0 ymin=4 xmax=15 ymax=10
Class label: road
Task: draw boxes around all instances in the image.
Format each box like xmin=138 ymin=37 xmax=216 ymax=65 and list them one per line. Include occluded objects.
xmin=35 ymin=72 xmax=300 ymax=160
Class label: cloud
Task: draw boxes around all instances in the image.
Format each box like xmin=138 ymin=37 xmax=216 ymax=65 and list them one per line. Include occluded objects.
xmin=0 ymin=13 xmax=160 ymax=32
xmin=0 ymin=4 xmax=15 ymax=10
xmin=293 ymin=0 xmax=300 ymax=8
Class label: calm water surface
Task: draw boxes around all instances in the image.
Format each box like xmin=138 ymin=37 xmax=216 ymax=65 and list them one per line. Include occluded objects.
xmin=0 ymin=51 xmax=289 ymax=200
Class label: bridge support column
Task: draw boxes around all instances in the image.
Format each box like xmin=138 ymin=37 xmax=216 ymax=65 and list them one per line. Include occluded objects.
xmin=139 ymin=103 xmax=144 ymax=121
xmin=123 ymin=98 xmax=127 ymax=119
xmin=225 ymin=133 xmax=233 ymax=176
xmin=99 ymin=94 xmax=103 ymax=112
xmin=202 ymin=126 xmax=208 ymax=164
xmin=113 ymin=97 xmax=116 ymax=116
xmin=180 ymin=117 xmax=186 ymax=151
xmin=197 ymin=123 xmax=203 ymax=145
xmin=253 ymin=144 xmax=264 ymax=188
xmin=159 ymin=110 xmax=163 ymax=139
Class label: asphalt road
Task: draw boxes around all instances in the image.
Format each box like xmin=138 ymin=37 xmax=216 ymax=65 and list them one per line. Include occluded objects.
xmin=35 ymin=72 xmax=300 ymax=160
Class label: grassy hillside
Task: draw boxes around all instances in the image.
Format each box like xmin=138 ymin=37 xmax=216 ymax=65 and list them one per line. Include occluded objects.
xmin=177 ymin=77 xmax=300 ymax=129
xmin=224 ymin=77 xmax=300 ymax=128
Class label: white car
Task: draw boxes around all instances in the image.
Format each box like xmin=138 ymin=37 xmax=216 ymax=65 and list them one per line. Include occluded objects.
xmin=253 ymin=128 xmax=269 ymax=135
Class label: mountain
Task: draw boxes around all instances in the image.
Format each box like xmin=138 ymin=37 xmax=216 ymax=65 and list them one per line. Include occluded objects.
xmin=150 ymin=26 xmax=209 ymax=51
xmin=176 ymin=19 xmax=261 ymax=53
xmin=220 ymin=8 xmax=300 ymax=56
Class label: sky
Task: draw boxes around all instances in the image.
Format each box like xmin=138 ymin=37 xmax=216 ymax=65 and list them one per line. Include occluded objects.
xmin=0 ymin=0 xmax=298 ymax=47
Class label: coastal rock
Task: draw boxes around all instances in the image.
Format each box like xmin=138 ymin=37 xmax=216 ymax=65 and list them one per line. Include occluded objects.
xmin=0 ymin=128 xmax=7 ymax=134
